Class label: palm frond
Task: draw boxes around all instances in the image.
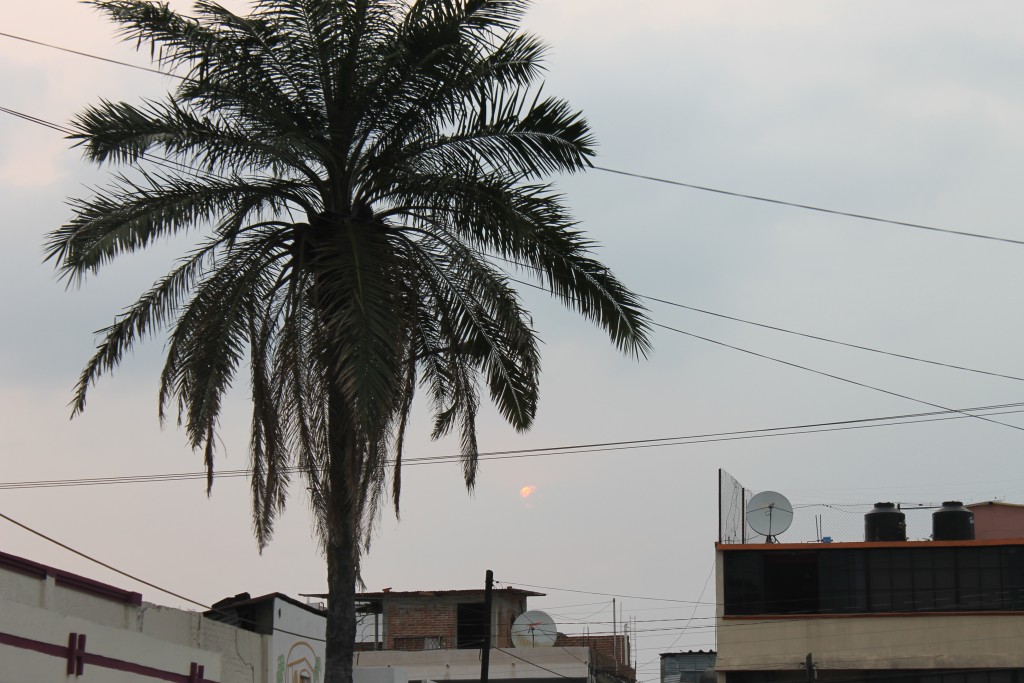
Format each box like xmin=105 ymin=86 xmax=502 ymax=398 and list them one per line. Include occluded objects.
xmin=63 ymin=0 xmax=651 ymax=612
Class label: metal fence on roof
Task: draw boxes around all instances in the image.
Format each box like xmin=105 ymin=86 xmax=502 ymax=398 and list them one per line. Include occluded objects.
xmin=718 ymin=469 xmax=944 ymax=544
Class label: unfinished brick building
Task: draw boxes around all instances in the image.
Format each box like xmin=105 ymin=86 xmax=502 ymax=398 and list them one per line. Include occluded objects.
xmin=319 ymin=587 xmax=636 ymax=683
xmin=353 ymin=587 xmax=538 ymax=651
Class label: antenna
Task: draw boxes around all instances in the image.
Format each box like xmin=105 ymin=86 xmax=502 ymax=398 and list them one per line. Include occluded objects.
xmin=746 ymin=490 xmax=793 ymax=543
xmin=511 ymin=610 xmax=557 ymax=648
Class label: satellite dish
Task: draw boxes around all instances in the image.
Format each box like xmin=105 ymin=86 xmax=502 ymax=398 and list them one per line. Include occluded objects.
xmin=511 ymin=610 xmax=557 ymax=648
xmin=746 ymin=491 xmax=793 ymax=542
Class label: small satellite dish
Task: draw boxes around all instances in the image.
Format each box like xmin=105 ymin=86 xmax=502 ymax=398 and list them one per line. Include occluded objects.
xmin=746 ymin=490 xmax=793 ymax=542
xmin=511 ymin=610 xmax=557 ymax=647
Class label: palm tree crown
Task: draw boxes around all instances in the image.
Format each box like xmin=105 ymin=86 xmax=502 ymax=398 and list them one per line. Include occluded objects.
xmin=47 ymin=1 xmax=650 ymax=680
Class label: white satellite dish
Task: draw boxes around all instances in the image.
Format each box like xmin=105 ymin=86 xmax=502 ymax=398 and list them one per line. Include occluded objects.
xmin=511 ymin=610 xmax=557 ymax=648
xmin=746 ymin=490 xmax=793 ymax=542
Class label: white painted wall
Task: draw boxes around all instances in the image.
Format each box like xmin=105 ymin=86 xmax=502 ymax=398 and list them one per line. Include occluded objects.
xmin=353 ymin=647 xmax=592 ymax=681
xmin=0 ymin=558 xmax=268 ymax=683
xmin=271 ymin=597 xmax=327 ymax=683
xmin=0 ymin=595 xmax=221 ymax=682
xmin=355 ymin=665 xmax=410 ymax=683
xmin=716 ymin=612 xmax=1024 ymax=672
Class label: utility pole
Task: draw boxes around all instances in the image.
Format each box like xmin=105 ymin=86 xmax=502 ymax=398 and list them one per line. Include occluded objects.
xmin=612 ymin=598 xmax=617 ymax=670
xmin=481 ymin=570 xmax=494 ymax=683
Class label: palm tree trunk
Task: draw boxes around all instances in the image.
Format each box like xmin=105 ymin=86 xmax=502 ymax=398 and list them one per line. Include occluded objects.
xmin=325 ymin=530 xmax=357 ymax=683
xmin=324 ymin=382 xmax=359 ymax=683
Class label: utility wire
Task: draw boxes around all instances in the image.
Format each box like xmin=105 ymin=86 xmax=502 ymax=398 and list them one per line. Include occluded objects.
xmin=652 ymin=320 xmax=1024 ymax=434
xmin=0 ymin=31 xmax=182 ymax=78
xmin=5 ymin=508 xmax=1021 ymax=663
xmin=507 ymin=266 xmax=1024 ymax=387
xmin=9 ymin=105 xmax=1024 ymax=396
xmin=506 ymin=269 xmax=1023 ymax=386
xmin=0 ymin=105 xmax=255 ymax=185
xmin=639 ymin=560 xmax=715 ymax=668
xmin=3 ymin=402 xmax=1024 ymax=491
xmin=0 ymin=509 xmax=326 ymax=643
xmin=593 ymin=165 xmax=1024 ymax=247
xmin=499 ymin=581 xmax=711 ymax=606
xmin=641 ymin=294 xmax=1024 ymax=383
xmin=509 ymin=275 xmax=1024 ymax=434
xmin=0 ymin=509 xmax=203 ymax=607
xmin=495 ymin=648 xmax=579 ymax=679
xmin=2 ymin=30 xmax=1022 ymax=248
xmin=0 ymin=105 xmax=69 ymax=134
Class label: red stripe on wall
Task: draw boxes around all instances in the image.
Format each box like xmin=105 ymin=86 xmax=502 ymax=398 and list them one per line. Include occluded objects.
xmin=0 ymin=628 xmax=212 ymax=682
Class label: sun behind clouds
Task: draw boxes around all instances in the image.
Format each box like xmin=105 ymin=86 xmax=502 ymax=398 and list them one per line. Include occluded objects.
xmin=519 ymin=485 xmax=537 ymax=499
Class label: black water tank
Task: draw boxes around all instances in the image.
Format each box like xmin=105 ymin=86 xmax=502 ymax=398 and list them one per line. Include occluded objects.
xmin=933 ymin=501 xmax=974 ymax=540
xmin=865 ymin=502 xmax=906 ymax=541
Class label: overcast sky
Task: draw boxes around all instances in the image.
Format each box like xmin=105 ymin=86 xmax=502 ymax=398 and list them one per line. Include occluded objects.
xmin=3 ymin=1 xmax=1024 ymax=678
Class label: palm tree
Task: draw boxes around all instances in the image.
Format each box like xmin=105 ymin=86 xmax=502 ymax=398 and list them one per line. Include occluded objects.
xmin=46 ymin=1 xmax=650 ymax=680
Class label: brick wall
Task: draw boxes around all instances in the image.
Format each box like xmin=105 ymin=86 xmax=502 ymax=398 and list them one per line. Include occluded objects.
xmin=381 ymin=592 xmax=529 ymax=650
xmin=556 ymin=633 xmax=634 ymax=681
xmin=494 ymin=594 xmax=528 ymax=648
xmin=385 ymin=597 xmax=458 ymax=649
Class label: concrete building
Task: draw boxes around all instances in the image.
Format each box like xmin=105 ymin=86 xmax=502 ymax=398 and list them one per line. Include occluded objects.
xmin=350 ymin=588 xmax=541 ymax=651
xmin=660 ymin=651 xmax=716 ymax=683
xmin=0 ymin=549 xmax=263 ymax=682
xmin=319 ymin=588 xmax=635 ymax=683
xmin=713 ymin=503 xmax=1024 ymax=683
xmin=0 ymin=547 xmax=632 ymax=683
xmin=968 ymin=501 xmax=1024 ymax=541
xmin=0 ymin=549 xmax=341 ymax=683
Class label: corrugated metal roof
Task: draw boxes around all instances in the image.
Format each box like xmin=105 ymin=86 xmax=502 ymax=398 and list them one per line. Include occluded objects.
xmin=207 ymin=591 xmax=327 ymax=616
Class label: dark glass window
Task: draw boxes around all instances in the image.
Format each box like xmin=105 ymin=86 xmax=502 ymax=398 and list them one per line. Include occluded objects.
xmin=867 ymin=549 xmax=893 ymax=612
xmin=958 ymin=548 xmax=982 ymax=610
xmin=933 ymin=549 xmax=957 ymax=610
xmin=912 ymin=548 xmax=936 ymax=611
xmin=724 ymin=551 xmax=763 ymax=615
xmin=456 ymin=602 xmax=487 ymax=649
xmin=763 ymin=552 xmax=818 ymax=614
xmin=1004 ymin=547 xmax=1024 ymax=610
xmin=722 ymin=545 xmax=1024 ymax=615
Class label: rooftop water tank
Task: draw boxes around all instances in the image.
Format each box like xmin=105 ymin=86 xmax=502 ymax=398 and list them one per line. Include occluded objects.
xmin=933 ymin=501 xmax=974 ymax=541
xmin=865 ymin=502 xmax=906 ymax=542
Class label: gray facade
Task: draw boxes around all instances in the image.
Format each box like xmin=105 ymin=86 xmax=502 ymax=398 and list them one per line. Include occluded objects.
xmin=661 ymin=651 xmax=716 ymax=683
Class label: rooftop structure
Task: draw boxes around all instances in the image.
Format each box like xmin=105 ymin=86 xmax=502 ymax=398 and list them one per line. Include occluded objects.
xmin=713 ymin=478 xmax=1024 ymax=683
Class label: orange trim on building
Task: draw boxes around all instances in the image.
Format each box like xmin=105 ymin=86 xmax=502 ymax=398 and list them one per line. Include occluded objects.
xmin=716 ymin=538 xmax=1024 ymax=551
xmin=722 ymin=611 xmax=1024 ymax=620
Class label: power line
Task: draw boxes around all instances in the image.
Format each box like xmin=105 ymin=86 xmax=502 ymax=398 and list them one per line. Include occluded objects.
xmin=494 ymin=648 xmax=578 ymax=679
xmin=3 ymin=31 xmax=1022 ymax=249
xmin=0 ymin=509 xmax=326 ymax=643
xmin=593 ymin=165 xmax=1024 ymax=248
xmin=651 ymin=320 xmax=1024 ymax=434
xmin=510 ymin=276 xmax=1024 ymax=435
xmin=4 ymin=101 xmax=1024 ymax=471
xmin=0 ymin=31 xmax=182 ymax=79
xmin=641 ymin=294 xmax=1024 ymax=383
xmin=0 ymin=509 xmax=203 ymax=607
xmin=3 ymin=402 xmax=1023 ymax=491
xmin=6 ymin=508 xmax=1023 ymax=669
xmin=638 ymin=560 xmax=715 ymax=668
xmin=9 ymin=104 xmax=1024 ymax=400
xmin=0 ymin=105 xmax=249 ymax=185
xmin=498 ymin=580 xmax=713 ymax=606
xmin=0 ymin=105 xmax=69 ymax=134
